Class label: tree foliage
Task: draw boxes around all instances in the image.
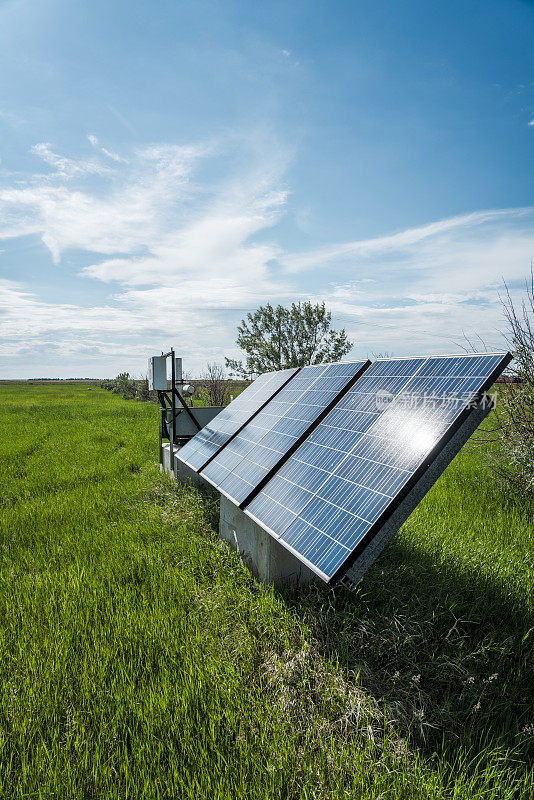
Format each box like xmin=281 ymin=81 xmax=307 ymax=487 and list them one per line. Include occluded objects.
xmin=225 ymin=301 xmax=353 ymax=377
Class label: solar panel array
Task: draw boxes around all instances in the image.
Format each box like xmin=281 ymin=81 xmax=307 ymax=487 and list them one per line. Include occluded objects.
xmin=175 ymin=352 xmax=510 ymax=585
xmin=245 ymin=353 xmax=510 ymax=582
xmin=178 ymin=367 xmax=298 ymax=471
xmin=201 ymin=361 xmax=370 ymax=505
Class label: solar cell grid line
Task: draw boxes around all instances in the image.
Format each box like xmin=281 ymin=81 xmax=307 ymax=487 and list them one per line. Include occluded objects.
xmin=200 ymin=360 xmax=371 ymax=505
xmin=246 ymin=352 xmax=511 ymax=584
xmin=177 ymin=367 xmax=299 ymax=472
xmin=245 ymin=356 xmax=427 ymax=540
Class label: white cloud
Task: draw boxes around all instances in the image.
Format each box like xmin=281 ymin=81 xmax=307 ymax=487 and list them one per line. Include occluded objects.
xmin=88 ymin=133 xmax=127 ymax=163
xmin=528 ymin=118 xmax=534 ymax=126
xmin=294 ymin=207 xmax=534 ymax=355
xmin=0 ymin=142 xmax=206 ymax=262
xmin=30 ymin=142 xmax=113 ymax=179
xmin=0 ymin=278 xmax=258 ymax=375
xmin=0 ymin=135 xmax=533 ymax=376
xmin=281 ymin=208 xmax=532 ymax=273
xmin=101 ymin=147 xmax=127 ymax=163
xmin=0 ymin=137 xmax=296 ymax=375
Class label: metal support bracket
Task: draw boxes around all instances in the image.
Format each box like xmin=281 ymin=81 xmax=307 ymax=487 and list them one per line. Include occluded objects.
xmin=173 ymin=387 xmax=202 ymax=431
xmin=157 ymin=349 xmax=201 ymax=475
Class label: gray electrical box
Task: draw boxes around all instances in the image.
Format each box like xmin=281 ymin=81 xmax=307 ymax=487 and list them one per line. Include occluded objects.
xmin=148 ymin=356 xmax=167 ymax=390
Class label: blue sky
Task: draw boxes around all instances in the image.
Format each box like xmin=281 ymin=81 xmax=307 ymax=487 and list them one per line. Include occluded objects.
xmin=0 ymin=0 xmax=533 ymax=377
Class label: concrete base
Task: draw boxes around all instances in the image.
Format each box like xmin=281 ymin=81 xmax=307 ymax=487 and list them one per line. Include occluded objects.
xmin=161 ymin=443 xmax=207 ymax=487
xmin=219 ymin=495 xmax=318 ymax=588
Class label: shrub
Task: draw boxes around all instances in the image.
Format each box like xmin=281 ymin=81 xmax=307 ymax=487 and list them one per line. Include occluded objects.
xmin=100 ymin=373 xmax=137 ymax=400
xmin=492 ymin=270 xmax=534 ymax=497
xmin=135 ymin=377 xmax=151 ymax=402
xmin=198 ymin=362 xmax=231 ymax=406
xmin=112 ymin=372 xmax=137 ymax=400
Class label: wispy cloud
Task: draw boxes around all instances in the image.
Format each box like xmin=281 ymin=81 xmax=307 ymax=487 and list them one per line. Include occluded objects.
xmin=281 ymin=208 xmax=532 ymax=273
xmin=87 ymin=134 xmax=128 ymax=163
xmin=0 ymin=136 xmax=295 ymax=374
xmin=0 ymin=135 xmax=532 ymax=376
xmin=30 ymin=142 xmax=113 ymax=180
xmin=1 ymin=142 xmax=206 ymax=262
xmin=303 ymin=207 xmax=534 ymax=355
xmin=107 ymin=104 xmax=137 ymax=136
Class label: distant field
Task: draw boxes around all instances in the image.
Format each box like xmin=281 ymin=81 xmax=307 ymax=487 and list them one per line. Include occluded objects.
xmin=0 ymin=384 xmax=533 ymax=798
xmin=0 ymin=380 xmax=102 ymax=385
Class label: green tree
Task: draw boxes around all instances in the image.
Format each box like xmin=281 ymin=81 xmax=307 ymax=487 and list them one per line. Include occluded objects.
xmin=225 ymin=301 xmax=353 ymax=378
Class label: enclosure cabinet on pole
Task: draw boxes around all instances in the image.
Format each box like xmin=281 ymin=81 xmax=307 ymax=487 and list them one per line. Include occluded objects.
xmin=148 ymin=357 xmax=167 ymax=391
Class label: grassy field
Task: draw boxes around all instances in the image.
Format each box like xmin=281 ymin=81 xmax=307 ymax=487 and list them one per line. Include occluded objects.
xmin=0 ymin=384 xmax=533 ymax=798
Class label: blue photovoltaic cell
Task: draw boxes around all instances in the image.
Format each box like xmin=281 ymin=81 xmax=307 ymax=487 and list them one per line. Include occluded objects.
xmin=245 ymin=358 xmax=426 ymax=536
xmin=178 ymin=367 xmax=298 ymax=471
xmin=200 ymin=361 xmax=369 ymax=504
xmin=246 ymin=353 xmax=509 ymax=582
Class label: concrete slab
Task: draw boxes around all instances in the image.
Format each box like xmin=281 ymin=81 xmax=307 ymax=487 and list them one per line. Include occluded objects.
xmin=161 ymin=443 xmax=207 ymax=487
xmin=161 ymin=442 xmax=176 ymax=475
xmin=219 ymin=495 xmax=318 ymax=588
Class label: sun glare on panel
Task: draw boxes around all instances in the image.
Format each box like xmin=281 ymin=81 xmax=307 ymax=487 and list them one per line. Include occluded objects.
xmin=380 ymin=407 xmax=442 ymax=459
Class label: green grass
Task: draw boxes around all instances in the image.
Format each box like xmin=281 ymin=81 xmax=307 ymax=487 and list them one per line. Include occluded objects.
xmin=0 ymin=384 xmax=533 ymax=798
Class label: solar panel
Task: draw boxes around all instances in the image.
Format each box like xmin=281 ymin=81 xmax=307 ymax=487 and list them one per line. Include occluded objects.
xmin=200 ymin=361 xmax=371 ymax=505
xmin=245 ymin=353 xmax=510 ymax=584
xmin=177 ymin=367 xmax=298 ymax=472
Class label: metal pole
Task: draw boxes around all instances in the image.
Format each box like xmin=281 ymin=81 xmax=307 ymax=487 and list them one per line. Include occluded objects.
xmin=157 ymin=390 xmax=165 ymax=473
xmin=170 ymin=348 xmax=176 ymax=477
xmin=159 ymin=408 xmax=163 ymax=473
